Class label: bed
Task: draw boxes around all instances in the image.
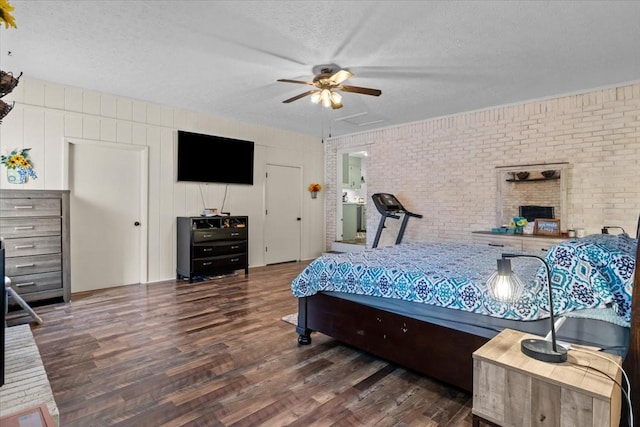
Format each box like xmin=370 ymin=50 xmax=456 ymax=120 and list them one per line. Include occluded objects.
xmin=292 ymin=233 xmax=639 ymax=424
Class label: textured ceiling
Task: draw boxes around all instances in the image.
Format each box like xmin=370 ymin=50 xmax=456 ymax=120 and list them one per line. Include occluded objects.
xmin=1 ymin=1 xmax=639 ymax=138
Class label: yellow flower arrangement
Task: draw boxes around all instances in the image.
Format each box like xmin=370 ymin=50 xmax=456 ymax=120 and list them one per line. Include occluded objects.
xmin=1 ymin=148 xmax=37 ymax=183
xmin=308 ymin=183 xmax=322 ymax=192
xmin=0 ymin=0 xmax=17 ymax=29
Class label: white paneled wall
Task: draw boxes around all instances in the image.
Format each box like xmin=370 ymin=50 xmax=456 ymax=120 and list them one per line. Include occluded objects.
xmin=326 ymin=83 xmax=640 ymax=249
xmin=0 ymin=77 xmax=325 ymax=283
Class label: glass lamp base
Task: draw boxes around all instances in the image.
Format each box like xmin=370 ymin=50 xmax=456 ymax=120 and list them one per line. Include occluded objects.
xmin=521 ymin=338 xmax=567 ymax=363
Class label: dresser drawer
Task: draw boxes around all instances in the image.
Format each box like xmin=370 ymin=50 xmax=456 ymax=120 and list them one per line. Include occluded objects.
xmin=193 ymin=253 xmax=248 ymax=273
xmin=5 ymin=253 xmax=62 ymax=276
xmin=0 ymin=217 xmax=61 ymax=238
xmin=3 ymin=236 xmax=61 ymax=257
xmin=193 ymin=241 xmax=247 ymax=258
xmin=0 ymin=197 xmax=61 ymax=217
xmin=472 ymin=234 xmax=523 ymax=250
xmin=521 ymin=237 xmax=566 ymax=252
xmin=193 ymin=228 xmax=247 ymax=242
xmin=8 ymin=271 xmax=63 ymax=295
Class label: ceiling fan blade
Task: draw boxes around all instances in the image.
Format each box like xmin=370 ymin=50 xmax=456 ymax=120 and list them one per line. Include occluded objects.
xmin=330 ymin=69 xmax=353 ymax=85
xmin=282 ymin=90 xmax=318 ymax=103
xmin=340 ymin=85 xmax=382 ymax=96
xmin=277 ymin=79 xmax=314 ymax=85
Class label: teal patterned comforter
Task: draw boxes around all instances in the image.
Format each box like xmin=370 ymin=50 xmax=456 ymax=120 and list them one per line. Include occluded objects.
xmin=291 ymin=235 xmax=637 ymax=326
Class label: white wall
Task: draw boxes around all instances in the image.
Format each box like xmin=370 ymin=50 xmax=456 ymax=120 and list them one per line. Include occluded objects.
xmin=0 ymin=77 xmax=326 ymax=283
xmin=325 ymin=82 xmax=640 ymax=248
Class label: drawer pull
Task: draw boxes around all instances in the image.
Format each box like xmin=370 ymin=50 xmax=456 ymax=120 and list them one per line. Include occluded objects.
xmin=14 ymin=205 xmax=34 ymax=210
xmin=231 ymin=232 xmax=239 ymax=236
xmin=16 ymin=263 xmax=36 ymax=268
xmin=231 ymin=246 xmax=239 ymax=250
xmin=15 ymin=282 xmax=36 ymax=287
xmin=14 ymin=244 xmax=35 ymax=250
xmin=230 ymin=258 xmax=239 ymax=262
xmin=202 ymin=234 xmax=212 ymax=238
xmin=203 ymin=248 xmax=212 ymax=252
xmin=14 ymin=226 xmax=35 ymax=230
xmin=202 ymin=262 xmax=213 ymax=266
xmin=488 ymin=243 xmax=504 ymax=247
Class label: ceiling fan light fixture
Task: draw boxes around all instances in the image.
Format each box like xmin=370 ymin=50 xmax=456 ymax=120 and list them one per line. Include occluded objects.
xmin=321 ymin=89 xmax=332 ymax=108
xmin=278 ymin=67 xmax=380 ymax=108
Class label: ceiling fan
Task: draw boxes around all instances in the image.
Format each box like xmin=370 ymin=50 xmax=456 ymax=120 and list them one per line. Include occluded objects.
xmin=278 ymin=68 xmax=381 ymax=109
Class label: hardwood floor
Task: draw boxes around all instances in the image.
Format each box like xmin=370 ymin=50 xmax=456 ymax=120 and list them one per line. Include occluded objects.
xmin=17 ymin=262 xmax=473 ymax=426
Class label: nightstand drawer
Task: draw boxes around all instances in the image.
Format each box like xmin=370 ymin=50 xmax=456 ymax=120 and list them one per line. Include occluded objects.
xmin=0 ymin=197 xmax=61 ymax=217
xmin=8 ymin=271 xmax=63 ymax=294
xmin=0 ymin=217 xmax=61 ymax=238
xmin=3 ymin=236 xmax=61 ymax=257
xmin=5 ymin=254 xmax=62 ymax=277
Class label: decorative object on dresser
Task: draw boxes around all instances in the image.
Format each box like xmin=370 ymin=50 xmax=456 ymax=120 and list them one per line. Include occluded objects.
xmin=0 ymin=190 xmax=71 ymax=304
xmin=534 ymin=218 xmax=561 ymax=236
xmin=176 ymin=216 xmax=248 ymax=283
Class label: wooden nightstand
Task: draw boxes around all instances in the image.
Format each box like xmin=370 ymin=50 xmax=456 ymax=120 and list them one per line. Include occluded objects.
xmin=472 ymin=329 xmax=622 ymax=427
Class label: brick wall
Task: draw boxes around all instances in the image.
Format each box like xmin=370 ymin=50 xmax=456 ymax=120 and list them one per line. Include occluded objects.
xmin=326 ymin=83 xmax=640 ymax=249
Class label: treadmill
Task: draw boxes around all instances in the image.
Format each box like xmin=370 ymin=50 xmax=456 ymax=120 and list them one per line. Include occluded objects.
xmin=371 ymin=193 xmax=423 ymax=248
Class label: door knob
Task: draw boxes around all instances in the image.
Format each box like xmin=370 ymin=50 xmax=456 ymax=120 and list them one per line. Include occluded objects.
xmin=134 ymin=221 xmax=141 ymax=226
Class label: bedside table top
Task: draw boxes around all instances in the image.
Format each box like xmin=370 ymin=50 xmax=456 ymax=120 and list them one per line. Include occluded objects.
xmin=473 ymin=328 xmax=621 ymax=400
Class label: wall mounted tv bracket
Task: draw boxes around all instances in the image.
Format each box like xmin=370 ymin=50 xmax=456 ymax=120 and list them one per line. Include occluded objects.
xmin=371 ymin=193 xmax=423 ymax=249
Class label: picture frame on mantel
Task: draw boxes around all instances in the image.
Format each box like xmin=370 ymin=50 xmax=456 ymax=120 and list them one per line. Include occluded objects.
xmin=534 ymin=218 xmax=561 ymax=236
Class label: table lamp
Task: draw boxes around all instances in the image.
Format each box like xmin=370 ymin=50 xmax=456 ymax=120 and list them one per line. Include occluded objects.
xmin=486 ymin=253 xmax=567 ymax=363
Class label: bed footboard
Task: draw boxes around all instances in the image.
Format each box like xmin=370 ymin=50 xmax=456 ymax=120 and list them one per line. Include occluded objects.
xmin=297 ymin=293 xmax=488 ymax=392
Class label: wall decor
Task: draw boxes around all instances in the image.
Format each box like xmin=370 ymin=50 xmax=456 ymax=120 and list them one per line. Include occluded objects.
xmin=0 ymin=0 xmax=17 ymax=29
xmin=0 ymin=71 xmax=22 ymax=123
xmin=1 ymin=148 xmax=38 ymax=184
xmin=308 ymin=183 xmax=322 ymax=199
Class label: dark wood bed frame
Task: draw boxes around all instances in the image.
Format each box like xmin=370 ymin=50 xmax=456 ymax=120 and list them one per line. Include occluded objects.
xmin=296 ymin=242 xmax=639 ymax=426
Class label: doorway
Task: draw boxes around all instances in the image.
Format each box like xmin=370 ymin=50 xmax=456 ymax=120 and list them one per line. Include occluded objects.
xmin=265 ymin=164 xmax=301 ymax=264
xmin=67 ymin=140 xmax=148 ymax=292
xmin=336 ymin=147 xmax=369 ymax=247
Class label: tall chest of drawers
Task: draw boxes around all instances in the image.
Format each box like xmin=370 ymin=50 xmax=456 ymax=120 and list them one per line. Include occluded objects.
xmin=0 ymin=190 xmax=70 ymax=303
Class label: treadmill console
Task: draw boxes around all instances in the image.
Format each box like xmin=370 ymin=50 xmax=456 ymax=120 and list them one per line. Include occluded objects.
xmin=372 ymin=193 xmax=404 ymax=215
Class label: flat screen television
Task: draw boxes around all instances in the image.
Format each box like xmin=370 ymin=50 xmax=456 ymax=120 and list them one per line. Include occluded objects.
xmin=177 ymin=130 xmax=254 ymax=185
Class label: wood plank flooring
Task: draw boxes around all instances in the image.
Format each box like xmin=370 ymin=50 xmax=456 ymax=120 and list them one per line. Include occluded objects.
xmin=16 ymin=262 xmax=473 ymax=426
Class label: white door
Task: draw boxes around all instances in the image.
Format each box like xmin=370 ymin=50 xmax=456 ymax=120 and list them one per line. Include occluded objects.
xmin=265 ymin=164 xmax=301 ymax=264
xmin=69 ymin=143 xmax=145 ymax=292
